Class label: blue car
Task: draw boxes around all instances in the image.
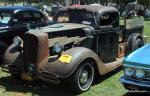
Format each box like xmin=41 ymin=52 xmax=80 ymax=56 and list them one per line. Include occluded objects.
xmin=120 ymin=44 xmax=150 ymax=90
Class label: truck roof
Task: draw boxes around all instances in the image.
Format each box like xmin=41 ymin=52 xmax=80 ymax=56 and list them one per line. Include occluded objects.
xmin=29 ymin=23 xmax=88 ymax=33
xmin=57 ymin=5 xmax=119 ymax=14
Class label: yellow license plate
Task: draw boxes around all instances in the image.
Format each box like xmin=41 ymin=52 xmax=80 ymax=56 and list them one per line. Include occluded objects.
xmin=21 ymin=73 xmax=33 ymax=81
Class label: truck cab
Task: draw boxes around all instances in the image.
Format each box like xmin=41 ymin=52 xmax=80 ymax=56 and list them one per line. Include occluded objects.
xmin=2 ymin=5 xmax=146 ymax=93
xmin=54 ymin=5 xmax=145 ymax=60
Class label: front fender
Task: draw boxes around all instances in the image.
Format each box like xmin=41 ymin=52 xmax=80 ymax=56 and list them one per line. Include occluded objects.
xmin=3 ymin=44 xmax=20 ymax=64
xmin=3 ymin=43 xmax=23 ymax=68
xmin=40 ymin=47 xmax=105 ymax=79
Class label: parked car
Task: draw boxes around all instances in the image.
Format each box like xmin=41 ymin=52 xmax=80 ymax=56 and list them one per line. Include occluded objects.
xmin=2 ymin=5 xmax=146 ymax=93
xmin=120 ymin=44 xmax=150 ymax=91
xmin=0 ymin=6 xmax=49 ymax=64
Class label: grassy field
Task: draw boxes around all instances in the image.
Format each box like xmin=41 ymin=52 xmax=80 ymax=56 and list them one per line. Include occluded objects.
xmin=0 ymin=21 xmax=150 ymax=96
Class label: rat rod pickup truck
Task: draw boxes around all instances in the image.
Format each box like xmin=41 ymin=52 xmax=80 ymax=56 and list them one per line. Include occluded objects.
xmin=2 ymin=5 xmax=146 ymax=93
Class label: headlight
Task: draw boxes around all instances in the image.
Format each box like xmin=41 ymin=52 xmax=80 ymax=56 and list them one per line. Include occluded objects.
xmin=124 ymin=67 xmax=134 ymax=77
xmin=135 ymin=69 xmax=145 ymax=79
xmin=13 ymin=36 xmax=22 ymax=46
xmin=53 ymin=42 xmax=63 ymax=53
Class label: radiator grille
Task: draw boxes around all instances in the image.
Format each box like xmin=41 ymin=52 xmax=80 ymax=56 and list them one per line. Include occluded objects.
xmin=23 ymin=33 xmax=38 ymax=71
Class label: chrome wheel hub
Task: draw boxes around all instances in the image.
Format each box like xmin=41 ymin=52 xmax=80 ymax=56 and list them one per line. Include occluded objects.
xmin=80 ymin=70 xmax=89 ymax=85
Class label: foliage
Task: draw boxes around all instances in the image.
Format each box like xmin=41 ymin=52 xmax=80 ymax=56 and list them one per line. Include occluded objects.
xmin=138 ymin=0 xmax=149 ymax=8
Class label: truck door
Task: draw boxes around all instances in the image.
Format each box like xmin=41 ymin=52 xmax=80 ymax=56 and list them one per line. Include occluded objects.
xmin=98 ymin=12 xmax=119 ymax=63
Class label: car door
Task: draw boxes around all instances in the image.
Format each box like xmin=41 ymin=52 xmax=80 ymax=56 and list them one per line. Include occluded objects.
xmin=98 ymin=12 xmax=119 ymax=63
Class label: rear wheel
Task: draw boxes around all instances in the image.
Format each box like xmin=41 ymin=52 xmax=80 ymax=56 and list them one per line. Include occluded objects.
xmin=132 ymin=38 xmax=144 ymax=51
xmin=67 ymin=61 xmax=94 ymax=93
xmin=126 ymin=36 xmax=144 ymax=55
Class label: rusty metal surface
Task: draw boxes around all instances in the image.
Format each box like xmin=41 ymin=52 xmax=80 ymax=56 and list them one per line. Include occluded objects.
xmin=3 ymin=44 xmax=20 ymax=64
xmin=2 ymin=31 xmax=124 ymax=83
xmin=28 ymin=23 xmax=88 ymax=33
xmin=57 ymin=5 xmax=118 ymax=13
xmin=48 ymin=36 xmax=86 ymax=47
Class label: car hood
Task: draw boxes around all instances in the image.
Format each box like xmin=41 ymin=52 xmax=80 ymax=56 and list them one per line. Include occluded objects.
xmin=124 ymin=44 xmax=150 ymax=67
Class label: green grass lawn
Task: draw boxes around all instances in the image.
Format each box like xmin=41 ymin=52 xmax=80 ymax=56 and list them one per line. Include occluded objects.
xmin=0 ymin=21 xmax=150 ymax=96
xmin=144 ymin=21 xmax=150 ymax=42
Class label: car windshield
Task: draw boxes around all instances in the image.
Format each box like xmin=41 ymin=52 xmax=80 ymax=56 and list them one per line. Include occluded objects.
xmin=56 ymin=10 xmax=96 ymax=25
xmin=0 ymin=12 xmax=11 ymax=25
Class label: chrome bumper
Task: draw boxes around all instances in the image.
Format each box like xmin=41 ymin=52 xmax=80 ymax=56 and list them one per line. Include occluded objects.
xmin=120 ymin=76 xmax=150 ymax=90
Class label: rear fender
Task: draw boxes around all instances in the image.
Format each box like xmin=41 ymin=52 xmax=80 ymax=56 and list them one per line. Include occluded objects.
xmin=125 ymin=33 xmax=144 ymax=55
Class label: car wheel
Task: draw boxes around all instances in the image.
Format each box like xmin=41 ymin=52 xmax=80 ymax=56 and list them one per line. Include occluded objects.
xmin=125 ymin=36 xmax=144 ymax=55
xmin=132 ymin=38 xmax=144 ymax=51
xmin=67 ymin=61 xmax=94 ymax=93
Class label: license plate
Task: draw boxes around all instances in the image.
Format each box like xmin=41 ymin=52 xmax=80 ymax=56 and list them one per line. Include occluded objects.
xmin=21 ymin=73 xmax=33 ymax=81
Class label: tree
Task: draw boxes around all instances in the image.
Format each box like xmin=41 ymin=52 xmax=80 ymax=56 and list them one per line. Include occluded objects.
xmin=138 ymin=0 xmax=149 ymax=8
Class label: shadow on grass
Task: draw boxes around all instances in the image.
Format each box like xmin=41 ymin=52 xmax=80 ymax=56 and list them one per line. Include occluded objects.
xmin=93 ymin=66 xmax=122 ymax=85
xmin=0 ymin=67 xmax=122 ymax=96
xmin=0 ymin=76 xmax=75 ymax=96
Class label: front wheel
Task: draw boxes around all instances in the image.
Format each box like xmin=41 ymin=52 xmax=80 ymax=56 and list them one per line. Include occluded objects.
xmin=67 ymin=61 xmax=94 ymax=93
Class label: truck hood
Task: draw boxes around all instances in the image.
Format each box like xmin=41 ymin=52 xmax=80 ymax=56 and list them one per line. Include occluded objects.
xmin=124 ymin=44 xmax=150 ymax=67
xmin=29 ymin=23 xmax=89 ymax=33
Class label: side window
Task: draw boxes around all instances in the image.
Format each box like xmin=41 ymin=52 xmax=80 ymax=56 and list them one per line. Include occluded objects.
xmin=14 ymin=11 xmax=34 ymax=24
xmin=33 ymin=12 xmax=45 ymax=23
xmin=100 ymin=12 xmax=119 ymax=28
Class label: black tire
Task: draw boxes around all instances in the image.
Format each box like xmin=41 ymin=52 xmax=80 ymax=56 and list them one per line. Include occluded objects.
xmin=132 ymin=38 xmax=144 ymax=51
xmin=126 ymin=36 xmax=144 ymax=55
xmin=0 ymin=42 xmax=8 ymax=65
xmin=67 ymin=61 xmax=94 ymax=93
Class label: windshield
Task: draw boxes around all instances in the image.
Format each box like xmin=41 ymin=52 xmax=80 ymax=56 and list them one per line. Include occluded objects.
xmin=56 ymin=10 xmax=96 ymax=25
xmin=0 ymin=12 xmax=12 ymax=25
